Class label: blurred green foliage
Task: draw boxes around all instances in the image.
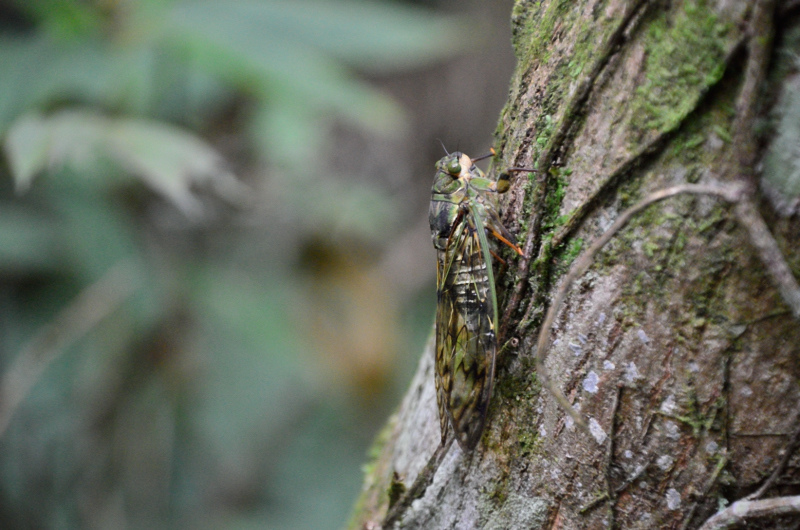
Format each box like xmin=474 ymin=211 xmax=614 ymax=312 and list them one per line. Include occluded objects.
xmin=0 ymin=0 xmax=463 ymax=528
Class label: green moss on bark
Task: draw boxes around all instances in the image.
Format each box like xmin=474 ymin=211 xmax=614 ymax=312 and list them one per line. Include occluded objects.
xmin=631 ymin=0 xmax=730 ymax=135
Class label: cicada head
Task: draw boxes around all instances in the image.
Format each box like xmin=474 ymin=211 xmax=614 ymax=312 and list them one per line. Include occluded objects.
xmin=429 ymin=152 xmax=470 ymax=251
xmin=431 ymin=152 xmax=465 ymax=194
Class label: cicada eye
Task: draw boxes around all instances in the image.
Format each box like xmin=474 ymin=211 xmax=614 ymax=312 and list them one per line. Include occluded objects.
xmin=446 ymin=159 xmax=461 ymax=176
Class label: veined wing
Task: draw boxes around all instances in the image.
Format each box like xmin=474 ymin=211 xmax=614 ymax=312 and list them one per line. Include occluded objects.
xmin=434 ymin=207 xmax=497 ymax=451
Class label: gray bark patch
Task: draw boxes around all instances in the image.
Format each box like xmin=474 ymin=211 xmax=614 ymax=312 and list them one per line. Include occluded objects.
xmin=483 ymin=493 xmax=549 ymax=530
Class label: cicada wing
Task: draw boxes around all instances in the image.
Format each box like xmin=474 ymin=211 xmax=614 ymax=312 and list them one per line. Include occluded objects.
xmin=434 ymin=268 xmax=454 ymax=444
xmin=434 ymin=214 xmax=497 ymax=450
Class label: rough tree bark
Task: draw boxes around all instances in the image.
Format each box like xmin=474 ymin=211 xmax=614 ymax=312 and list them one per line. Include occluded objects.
xmin=350 ymin=0 xmax=800 ymax=528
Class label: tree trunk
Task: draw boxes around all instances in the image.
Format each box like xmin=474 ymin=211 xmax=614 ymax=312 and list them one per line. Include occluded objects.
xmin=350 ymin=0 xmax=800 ymax=528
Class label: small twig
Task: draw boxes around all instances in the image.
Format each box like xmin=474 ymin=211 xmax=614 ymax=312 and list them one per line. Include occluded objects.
xmin=381 ymin=437 xmax=454 ymax=528
xmin=535 ymin=184 xmax=743 ymax=433
xmin=747 ymin=416 xmax=800 ymax=500
xmin=698 ymin=495 xmax=800 ymax=530
xmin=730 ymin=0 xmax=776 ymax=178
xmin=733 ymin=309 xmax=791 ymax=327
xmin=0 ymin=261 xmax=138 ymax=438
xmin=732 ymin=431 xmax=796 ymax=437
xmin=726 ymin=0 xmax=800 ymax=317
xmin=727 ymin=0 xmax=800 ymax=319
xmin=733 ymin=199 xmax=800 ymax=318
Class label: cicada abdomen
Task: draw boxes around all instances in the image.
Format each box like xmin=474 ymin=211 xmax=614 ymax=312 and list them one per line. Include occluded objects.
xmin=429 ymin=151 xmax=522 ymax=451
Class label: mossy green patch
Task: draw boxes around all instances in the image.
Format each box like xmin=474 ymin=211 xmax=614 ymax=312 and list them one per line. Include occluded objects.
xmin=554 ymin=237 xmax=583 ymax=276
xmin=541 ymin=167 xmax=570 ymax=230
xmin=511 ymin=0 xmax=572 ymax=63
xmin=346 ymin=416 xmax=396 ymax=529
xmin=516 ymin=427 xmax=543 ymax=456
xmin=712 ymin=124 xmax=732 ymax=143
xmin=361 ymin=416 xmax=394 ymax=477
xmin=505 ymin=0 xmax=607 ymax=166
xmin=387 ymin=471 xmax=407 ymax=508
xmin=631 ymin=0 xmax=730 ymax=135
xmin=668 ymin=391 xmax=725 ymax=437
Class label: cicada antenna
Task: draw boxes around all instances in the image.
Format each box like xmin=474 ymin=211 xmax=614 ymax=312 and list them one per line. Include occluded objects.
xmin=437 ymin=139 xmax=450 ymax=155
xmin=471 ymin=147 xmax=497 ymax=163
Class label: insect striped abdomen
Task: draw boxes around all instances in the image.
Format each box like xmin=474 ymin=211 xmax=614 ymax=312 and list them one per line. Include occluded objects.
xmin=441 ymin=242 xmax=495 ymax=448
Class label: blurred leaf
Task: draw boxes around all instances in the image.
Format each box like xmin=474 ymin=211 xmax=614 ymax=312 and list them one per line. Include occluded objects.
xmin=167 ymin=14 xmax=405 ymax=135
xmin=257 ymin=0 xmax=466 ymax=71
xmin=5 ymin=109 xmax=247 ymax=217
xmin=12 ymin=0 xmax=103 ymax=39
xmin=107 ymin=117 xmax=247 ymax=214
xmin=0 ymin=204 xmax=59 ymax=273
xmin=251 ymin=99 xmax=327 ymax=169
xmin=189 ymin=265 xmax=312 ymax=469
xmin=2 ymin=113 xmax=50 ymax=192
xmin=0 ymin=35 xmax=146 ymax=130
xmin=0 ymin=0 xmax=467 ymax=154
xmin=5 ymin=111 xmax=105 ymax=192
xmin=302 ymin=176 xmax=398 ymax=243
xmin=169 ymin=0 xmax=466 ymax=71
xmin=165 ymin=0 xmax=466 ymax=133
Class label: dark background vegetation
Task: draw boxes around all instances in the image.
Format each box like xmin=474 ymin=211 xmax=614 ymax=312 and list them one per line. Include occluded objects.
xmin=0 ymin=0 xmax=516 ymax=527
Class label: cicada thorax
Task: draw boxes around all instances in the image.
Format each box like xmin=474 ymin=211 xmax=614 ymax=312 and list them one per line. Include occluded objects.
xmin=428 ymin=151 xmax=521 ymax=451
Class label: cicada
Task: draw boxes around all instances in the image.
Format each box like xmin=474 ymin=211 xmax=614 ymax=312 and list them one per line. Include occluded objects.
xmin=429 ymin=150 xmax=523 ymax=451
